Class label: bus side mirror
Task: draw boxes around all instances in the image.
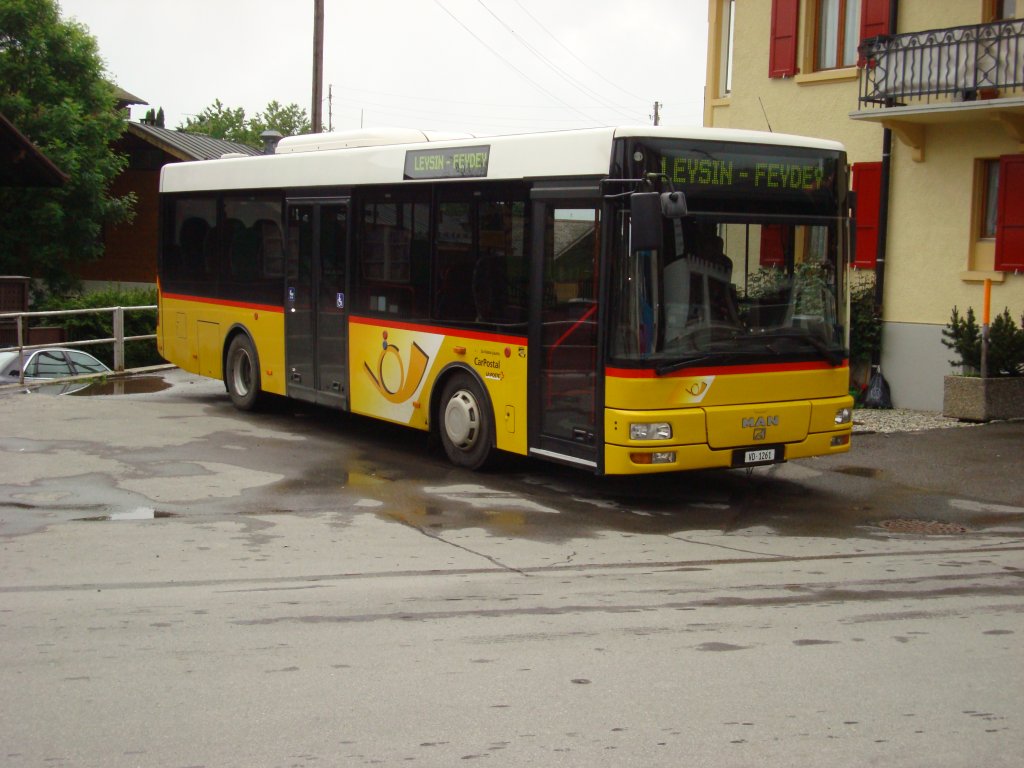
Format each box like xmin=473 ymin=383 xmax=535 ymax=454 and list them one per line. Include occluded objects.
xmin=661 ymin=191 xmax=687 ymax=218
xmin=630 ymin=192 xmax=662 ymax=252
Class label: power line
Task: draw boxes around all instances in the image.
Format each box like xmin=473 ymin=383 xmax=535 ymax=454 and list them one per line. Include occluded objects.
xmin=475 ymin=0 xmax=641 ymax=122
xmin=432 ymin=0 xmax=603 ymax=125
xmin=330 ymin=96 xmax=623 ymax=134
xmin=332 ymin=84 xmax=629 ymax=111
xmin=510 ymin=0 xmax=652 ymax=106
xmin=332 ymin=96 xmax=607 ymax=125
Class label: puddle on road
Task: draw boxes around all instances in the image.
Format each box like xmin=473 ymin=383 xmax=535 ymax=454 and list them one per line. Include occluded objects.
xmin=832 ymin=466 xmax=884 ymax=478
xmin=76 ymin=507 xmax=177 ymax=522
xmin=70 ymin=376 xmax=172 ymax=396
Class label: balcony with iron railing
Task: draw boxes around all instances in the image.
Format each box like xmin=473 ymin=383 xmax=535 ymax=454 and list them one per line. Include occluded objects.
xmin=857 ymin=19 xmax=1024 ymax=108
xmin=851 ymin=19 xmax=1024 ymax=160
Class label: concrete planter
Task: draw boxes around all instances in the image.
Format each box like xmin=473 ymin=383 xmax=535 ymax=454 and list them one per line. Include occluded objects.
xmin=942 ymin=375 xmax=1024 ymax=422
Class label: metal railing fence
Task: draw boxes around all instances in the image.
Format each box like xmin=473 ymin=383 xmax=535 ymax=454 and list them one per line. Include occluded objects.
xmin=858 ymin=19 xmax=1024 ymax=108
xmin=0 ymin=305 xmax=157 ymax=385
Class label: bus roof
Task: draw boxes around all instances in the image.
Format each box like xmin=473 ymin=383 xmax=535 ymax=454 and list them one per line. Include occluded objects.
xmin=159 ymin=125 xmax=847 ymax=194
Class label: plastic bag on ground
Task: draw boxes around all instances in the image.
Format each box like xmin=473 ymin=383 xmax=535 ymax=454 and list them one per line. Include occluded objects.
xmin=863 ymin=369 xmax=893 ymax=409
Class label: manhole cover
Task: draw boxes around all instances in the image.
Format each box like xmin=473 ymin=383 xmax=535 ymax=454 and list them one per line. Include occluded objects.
xmin=878 ymin=518 xmax=969 ymax=535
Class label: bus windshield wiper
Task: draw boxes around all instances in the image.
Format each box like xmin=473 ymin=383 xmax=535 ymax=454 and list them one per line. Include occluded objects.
xmin=762 ymin=330 xmax=845 ymax=367
xmin=655 ymin=354 xmax=715 ymax=376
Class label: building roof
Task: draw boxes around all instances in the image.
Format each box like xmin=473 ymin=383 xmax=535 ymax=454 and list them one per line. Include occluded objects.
xmin=126 ymin=122 xmax=263 ymax=162
xmin=114 ymin=86 xmax=148 ymax=111
xmin=0 ymin=112 xmax=69 ymax=188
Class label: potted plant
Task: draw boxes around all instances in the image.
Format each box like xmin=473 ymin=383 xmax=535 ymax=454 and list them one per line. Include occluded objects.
xmin=848 ymin=273 xmax=882 ymax=402
xmin=941 ymin=305 xmax=1024 ymax=421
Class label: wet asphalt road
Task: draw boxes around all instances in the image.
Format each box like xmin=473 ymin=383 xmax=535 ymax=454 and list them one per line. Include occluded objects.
xmin=1 ymin=369 xmax=1022 ymax=767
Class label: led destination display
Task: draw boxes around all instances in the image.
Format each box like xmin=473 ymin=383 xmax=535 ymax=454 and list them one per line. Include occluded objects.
xmin=631 ymin=139 xmax=844 ymax=215
xmin=661 ymin=156 xmax=826 ymax=191
xmin=404 ymin=145 xmax=491 ymax=180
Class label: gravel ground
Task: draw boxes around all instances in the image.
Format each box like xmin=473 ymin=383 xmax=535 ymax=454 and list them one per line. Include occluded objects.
xmin=852 ymin=407 xmax=979 ymax=434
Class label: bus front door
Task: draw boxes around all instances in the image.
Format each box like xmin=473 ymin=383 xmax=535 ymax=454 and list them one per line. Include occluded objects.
xmin=530 ymin=199 xmax=602 ymax=471
xmin=286 ymin=200 xmax=349 ymax=408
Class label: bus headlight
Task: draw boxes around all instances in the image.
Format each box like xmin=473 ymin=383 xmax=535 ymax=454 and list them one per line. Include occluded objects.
xmin=834 ymin=407 xmax=852 ymax=425
xmin=630 ymin=422 xmax=672 ymax=440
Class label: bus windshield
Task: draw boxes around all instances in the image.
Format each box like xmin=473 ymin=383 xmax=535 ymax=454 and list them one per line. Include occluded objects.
xmin=610 ymin=215 xmax=847 ymax=373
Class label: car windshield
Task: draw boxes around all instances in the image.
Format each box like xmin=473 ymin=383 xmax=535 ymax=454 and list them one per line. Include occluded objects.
xmin=0 ymin=351 xmax=19 ymax=374
xmin=611 ymin=216 xmax=846 ymax=372
xmin=0 ymin=349 xmax=110 ymax=380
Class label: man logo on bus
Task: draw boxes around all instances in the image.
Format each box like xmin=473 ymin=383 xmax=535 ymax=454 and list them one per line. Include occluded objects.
xmin=364 ymin=331 xmax=430 ymax=404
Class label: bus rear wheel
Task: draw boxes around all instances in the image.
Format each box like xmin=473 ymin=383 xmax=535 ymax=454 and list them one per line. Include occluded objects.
xmin=225 ymin=334 xmax=262 ymax=411
xmin=438 ymin=373 xmax=493 ymax=470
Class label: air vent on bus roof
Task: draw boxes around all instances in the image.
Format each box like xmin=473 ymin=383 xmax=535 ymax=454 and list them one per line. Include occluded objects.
xmin=275 ymin=127 xmax=476 ymax=154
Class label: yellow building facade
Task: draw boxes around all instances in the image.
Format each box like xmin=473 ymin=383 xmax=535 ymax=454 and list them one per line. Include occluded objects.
xmin=704 ymin=0 xmax=1024 ymax=410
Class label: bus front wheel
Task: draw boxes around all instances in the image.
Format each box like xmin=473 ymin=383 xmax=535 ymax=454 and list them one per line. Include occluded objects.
xmin=438 ymin=374 xmax=493 ymax=470
xmin=225 ymin=334 xmax=262 ymax=411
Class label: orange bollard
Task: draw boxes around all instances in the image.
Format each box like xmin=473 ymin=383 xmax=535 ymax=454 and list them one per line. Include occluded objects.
xmin=981 ymin=278 xmax=992 ymax=378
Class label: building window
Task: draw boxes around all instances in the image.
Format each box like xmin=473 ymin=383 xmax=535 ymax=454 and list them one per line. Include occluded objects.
xmin=994 ymin=0 xmax=1019 ymax=20
xmin=981 ymin=160 xmax=1000 ymax=239
xmin=720 ymin=0 xmax=735 ymax=96
xmin=817 ymin=0 xmax=862 ymax=70
xmin=985 ymin=0 xmax=1020 ymax=22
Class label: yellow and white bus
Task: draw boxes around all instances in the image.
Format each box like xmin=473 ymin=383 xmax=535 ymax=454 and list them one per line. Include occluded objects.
xmin=157 ymin=125 xmax=854 ymax=473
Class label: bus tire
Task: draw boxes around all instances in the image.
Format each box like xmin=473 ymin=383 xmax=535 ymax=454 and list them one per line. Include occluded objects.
xmin=225 ymin=334 xmax=262 ymax=411
xmin=438 ymin=373 xmax=493 ymax=470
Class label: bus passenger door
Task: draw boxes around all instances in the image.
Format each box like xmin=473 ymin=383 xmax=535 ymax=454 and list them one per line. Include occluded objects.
xmin=286 ymin=200 xmax=349 ymax=408
xmin=529 ymin=198 xmax=602 ymax=471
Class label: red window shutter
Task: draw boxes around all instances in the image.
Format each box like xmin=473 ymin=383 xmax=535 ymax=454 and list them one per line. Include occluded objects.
xmin=760 ymin=224 xmax=789 ymax=267
xmin=995 ymin=154 xmax=1024 ymax=271
xmin=858 ymin=0 xmax=891 ymax=66
xmin=860 ymin=0 xmax=891 ymax=41
xmin=769 ymin=0 xmax=799 ymax=78
xmin=852 ymin=162 xmax=882 ymax=269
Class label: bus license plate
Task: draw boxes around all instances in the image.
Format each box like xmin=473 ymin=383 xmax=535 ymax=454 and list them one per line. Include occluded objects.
xmin=735 ymin=447 xmax=779 ymax=466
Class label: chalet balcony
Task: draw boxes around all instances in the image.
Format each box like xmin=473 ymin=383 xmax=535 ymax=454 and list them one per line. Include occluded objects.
xmin=851 ymin=20 xmax=1024 ymax=161
xmin=857 ymin=19 xmax=1024 ymax=108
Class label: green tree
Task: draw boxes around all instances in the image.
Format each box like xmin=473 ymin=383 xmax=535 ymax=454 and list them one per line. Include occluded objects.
xmin=178 ymin=99 xmax=311 ymax=148
xmin=178 ymin=98 xmax=251 ymax=144
xmin=252 ymin=100 xmax=311 ymax=139
xmin=0 ymin=0 xmax=135 ymax=293
xmin=143 ymin=107 xmax=165 ymax=128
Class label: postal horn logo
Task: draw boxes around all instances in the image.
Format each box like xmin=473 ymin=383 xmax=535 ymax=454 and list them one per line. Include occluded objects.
xmin=678 ymin=376 xmax=714 ymax=403
xmin=364 ymin=331 xmax=429 ymax=404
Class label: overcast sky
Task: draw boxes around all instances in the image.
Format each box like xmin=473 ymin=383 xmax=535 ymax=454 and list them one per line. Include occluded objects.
xmin=57 ymin=0 xmax=708 ymax=136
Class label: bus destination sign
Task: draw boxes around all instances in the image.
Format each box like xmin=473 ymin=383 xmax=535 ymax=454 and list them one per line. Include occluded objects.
xmin=404 ymin=145 xmax=491 ymax=180
xmin=659 ymin=155 xmax=826 ymax=192
xmin=632 ymin=139 xmax=842 ymax=215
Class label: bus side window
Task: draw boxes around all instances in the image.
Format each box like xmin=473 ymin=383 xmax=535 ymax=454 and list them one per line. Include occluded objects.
xmin=179 ymin=216 xmax=209 ymax=277
xmin=257 ymin=219 xmax=284 ymax=279
xmin=435 ymin=200 xmax=475 ymax=322
xmin=432 ymin=195 xmax=529 ymax=326
xmin=477 ymin=199 xmax=527 ymax=325
xmin=228 ymin=220 xmax=261 ymax=281
xmin=357 ymin=198 xmax=429 ymax=318
xmin=163 ymin=196 xmax=217 ymax=292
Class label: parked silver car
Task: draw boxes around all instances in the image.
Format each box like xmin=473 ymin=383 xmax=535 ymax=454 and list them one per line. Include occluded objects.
xmin=0 ymin=347 xmax=111 ymax=384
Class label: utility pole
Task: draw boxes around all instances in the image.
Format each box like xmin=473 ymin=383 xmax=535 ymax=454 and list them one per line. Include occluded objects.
xmin=652 ymin=101 xmax=662 ymax=126
xmin=311 ymin=0 xmax=324 ymax=133
xmin=327 ymin=83 xmax=333 ymax=132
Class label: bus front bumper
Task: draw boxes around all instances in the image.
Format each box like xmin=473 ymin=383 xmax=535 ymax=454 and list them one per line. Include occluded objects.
xmin=602 ymin=397 xmax=854 ymax=474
